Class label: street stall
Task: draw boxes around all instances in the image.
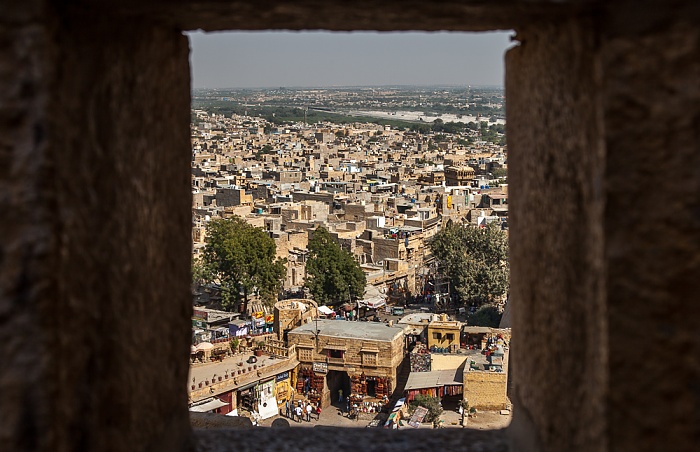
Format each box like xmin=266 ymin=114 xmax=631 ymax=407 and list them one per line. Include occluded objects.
xmin=228 ymin=320 xmax=250 ymax=339
xmin=236 ymin=381 xmax=258 ymax=414
xmin=347 ymin=372 xmax=391 ymax=418
xmin=404 ymin=368 xmax=463 ymax=402
xmin=384 ymin=398 xmax=406 ymax=429
xmin=189 ymin=397 xmax=228 ymax=414
xmin=274 ymin=371 xmax=292 ymax=412
xmin=255 ymin=379 xmax=278 ymax=420
xmin=317 ymin=305 xmax=335 ymax=318
xmin=264 ymin=315 xmax=274 ymax=334
xmin=350 ymin=373 xmax=390 ymax=398
xmin=296 ymin=364 xmax=326 ymax=407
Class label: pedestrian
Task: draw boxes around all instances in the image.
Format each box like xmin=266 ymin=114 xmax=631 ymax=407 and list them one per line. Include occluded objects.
xmin=338 ymin=389 xmax=343 ymax=403
xmin=285 ymin=400 xmax=290 ymax=418
xmin=316 ymin=404 xmax=322 ymax=420
xmin=306 ymin=403 xmax=312 ymax=422
xmin=295 ymin=405 xmax=302 ymax=423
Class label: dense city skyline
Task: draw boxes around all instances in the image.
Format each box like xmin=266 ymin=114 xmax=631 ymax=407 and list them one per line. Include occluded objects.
xmin=188 ymin=31 xmax=513 ymax=89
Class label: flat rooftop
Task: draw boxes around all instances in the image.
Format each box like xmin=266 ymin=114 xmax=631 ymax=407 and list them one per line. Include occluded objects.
xmin=290 ymin=319 xmax=404 ymax=342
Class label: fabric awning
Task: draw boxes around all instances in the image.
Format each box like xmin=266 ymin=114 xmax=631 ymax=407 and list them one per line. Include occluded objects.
xmin=189 ymin=398 xmax=228 ymax=412
xmin=366 ymin=299 xmax=386 ymax=309
xmin=318 ymin=305 xmax=334 ymax=315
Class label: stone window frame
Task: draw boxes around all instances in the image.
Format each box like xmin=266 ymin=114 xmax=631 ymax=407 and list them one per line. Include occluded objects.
xmin=362 ymin=351 xmax=378 ymax=367
xmin=6 ymin=2 xmax=695 ymax=451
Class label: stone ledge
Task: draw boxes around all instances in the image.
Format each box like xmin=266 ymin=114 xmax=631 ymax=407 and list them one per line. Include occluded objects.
xmin=190 ymin=413 xmax=254 ymax=430
xmin=194 ymin=427 xmax=509 ymax=451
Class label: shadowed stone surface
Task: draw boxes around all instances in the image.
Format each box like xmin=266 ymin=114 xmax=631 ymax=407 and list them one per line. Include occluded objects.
xmin=507 ymin=16 xmax=607 ymax=452
xmin=1 ymin=2 xmax=193 ymax=450
xmin=195 ymin=427 xmax=509 ymax=451
xmin=601 ymin=5 xmax=700 ymax=451
xmin=47 ymin=20 xmax=193 ymax=450
xmin=72 ymin=0 xmax=588 ymax=32
xmin=0 ymin=2 xmax=55 ymax=450
xmin=190 ymin=413 xmax=254 ymax=430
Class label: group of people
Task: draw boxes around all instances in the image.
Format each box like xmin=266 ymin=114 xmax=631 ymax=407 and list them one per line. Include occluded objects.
xmin=284 ymin=399 xmax=321 ymax=423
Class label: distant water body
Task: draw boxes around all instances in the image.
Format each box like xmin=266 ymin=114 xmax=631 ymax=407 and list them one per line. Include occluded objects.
xmin=346 ymin=109 xmax=506 ymax=125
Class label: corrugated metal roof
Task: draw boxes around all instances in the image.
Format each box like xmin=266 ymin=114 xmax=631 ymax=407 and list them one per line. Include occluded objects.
xmin=404 ymin=369 xmax=464 ymax=390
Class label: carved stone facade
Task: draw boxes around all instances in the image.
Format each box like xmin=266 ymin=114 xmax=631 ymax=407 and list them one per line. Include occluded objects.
xmin=287 ymin=320 xmax=405 ymax=407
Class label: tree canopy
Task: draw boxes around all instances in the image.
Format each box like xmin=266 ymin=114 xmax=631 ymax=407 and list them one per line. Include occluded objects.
xmin=429 ymin=221 xmax=509 ymax=307
xmin=304 ymin=227 xmax=366 ymax=306
xmin=410 ymin=394 xmax=443 ymax=424
xmin=201 ymin=216 xmax=286 ymax=313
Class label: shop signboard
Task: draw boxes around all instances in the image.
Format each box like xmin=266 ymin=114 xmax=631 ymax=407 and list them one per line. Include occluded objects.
xmin=408 ymin=406 xmax=428 ymax=428
xmin=312 ymin=362 xmax=328 ymax=374
xmin=256 ymin=379 xmax=278 ymax=420
xmin=276 ymin=371 xmax=289 ymax=382
xmin=193 ymin=309 xmax=208 ymax=321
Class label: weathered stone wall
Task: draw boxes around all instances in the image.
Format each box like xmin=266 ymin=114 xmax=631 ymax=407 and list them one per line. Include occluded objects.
xmin=1 ymin=2 xmax=56 ymax=450
xmin=463 ymin=371 xmax=509 ymax=411
xmin=373 ymin=237 xmax=405 ymax=262
xmin=288 ymin=333 xmax=400 ymax=373
xmin=50 ymin=17 xmax=193 ymax=452
xmin=2 ymin=3 xmax=193 ymax=451
xmin=507 ymin=15 xmax=607 ymax=452
xmin=287 ymin=330 xmax=403 ymax=393
xmin=600 ymin=3 xmax=700 ymax=450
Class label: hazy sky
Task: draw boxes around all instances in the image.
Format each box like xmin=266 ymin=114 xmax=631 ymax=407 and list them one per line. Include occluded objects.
xmin=188 ymin=31 xmax=512 ymax=89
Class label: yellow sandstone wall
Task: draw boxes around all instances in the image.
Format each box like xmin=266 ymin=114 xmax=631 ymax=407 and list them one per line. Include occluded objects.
xmin=431 ymin=354 xmax=467 ymax=371
xmin=463 ymin=371 xmax=508 ymax=410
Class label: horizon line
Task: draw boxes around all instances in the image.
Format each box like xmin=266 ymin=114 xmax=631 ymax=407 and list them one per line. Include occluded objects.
xmin=192 ymin=84 xmax=504 ymax=90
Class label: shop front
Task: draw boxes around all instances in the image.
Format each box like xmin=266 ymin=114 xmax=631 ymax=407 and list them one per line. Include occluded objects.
xmin=274 ymin=371 xmax=293 ymax=414
xmin=346 ymin=372 xmax=391 ymax=416
xmin=296 ymin=363 xmax=329 ymax=408
xmin=350 ymin=372 xmax=390 ymax=398
xmin=404 ymin=368 xmax=464 ymax=402
xmin=235 ymin=381 xmax=258 ymax=414
xmin=256 ymin=379 xmax=277 ymax=420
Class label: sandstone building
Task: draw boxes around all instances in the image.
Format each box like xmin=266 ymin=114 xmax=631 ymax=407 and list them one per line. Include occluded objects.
xmin=287 ymin=320 xmax=405 ymax=407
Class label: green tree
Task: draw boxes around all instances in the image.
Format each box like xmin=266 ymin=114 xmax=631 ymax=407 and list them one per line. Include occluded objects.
xmin=202 ymin=217 xmax=286 ymax=313
xmin=492 ymin=167 xmax=508 ymax=179
xmin=410 ymin=394 xmax=443 ymax=424
xmin=429 ymin=222 xmax=509 ymax=307
xmin=304 ymin=227 xmax=366 ymax=306
xmin=191 ymin=257 xmax=210 ymax=289
xmin=467 ymin=305 xmax=503 ymax=328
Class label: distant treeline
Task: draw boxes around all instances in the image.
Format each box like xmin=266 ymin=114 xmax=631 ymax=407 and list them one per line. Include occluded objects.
xmin=192 ymin=100 xmax=505 ymax=145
